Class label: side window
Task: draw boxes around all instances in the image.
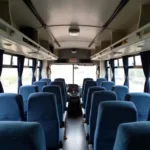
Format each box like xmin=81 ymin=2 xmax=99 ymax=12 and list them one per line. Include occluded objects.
xmin=129 ymin=55 xmax=144 ymax=92
xmin=36 ymin=61 xmax=40 ymax=81
xmin=114 ymin=58 xmax=124 ymax=85
xmin=2 ymin=54 xmax=18 ymax=93
xmin=1 ymin=68 xmax=18 ymax=93
xmin=129 ymin=68 xmax=145 ymax=92
xmin=22 ymin=58 xmax=32 ymax=85
xmin=108 ymin=68 xmax=111 ymax=81
xmin=115 ymin=68 xmax=124 ymax=85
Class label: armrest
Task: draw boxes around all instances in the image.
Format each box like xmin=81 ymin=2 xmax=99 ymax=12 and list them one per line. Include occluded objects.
xmin=63 ymin=110 xmax=67 ymax=122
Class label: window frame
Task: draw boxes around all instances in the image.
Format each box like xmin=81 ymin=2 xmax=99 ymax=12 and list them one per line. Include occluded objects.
xmin=24 ymin=58 xmax=33 ymax=68
xmin=3 ymin=53 xmax=18 ymax=68
xmin=128 ymin=55 xmax=142 ymax=69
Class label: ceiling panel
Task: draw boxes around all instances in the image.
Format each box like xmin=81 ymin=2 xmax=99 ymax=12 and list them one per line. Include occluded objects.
xmin=55 ymin=41 xmax=95 ymax=49
xmin=31 ymin=0 xmax=120 ymax=26
xmin=9 ymin=0 xmax=150 ymax=50
xmin=95 ymin=29 xmax=112 ymax=45
xmin=47 ymin=26 xmax=100 ymax=49
xmin=109 ymin=0 xmax=150 ymax=31
xmin=38 ymin=27 xmax=53 ymax=42
xmin=48 ymin=26 xmax=99 ymax=41
xmin=9 ymin=0 xmax=41 ymax=28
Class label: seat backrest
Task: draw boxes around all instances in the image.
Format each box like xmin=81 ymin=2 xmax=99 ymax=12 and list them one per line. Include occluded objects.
xmin=19 ymin=85 xmax=38 ymax=114
xmin=94 ymin=101 xmax=137 ymax=150
xmin=96 ymin=78 xmax=107 ymax=86
xmin=51 ymin=81 xmax=67 ymax=109
xmin=125 ymin=93 xmax=150 ymax=121
xmin=0 ymin=121 xmax=46 ymax=150
xmin=85 ymin=86 xmax=105 ymax=124
xmin=112 ymin=85 xmax=129 ymax=100
xmin=82 ymin=80 xmax=97 ymax=108
xmin=27 ymin=93 xmax=60 ymax=149
xmin=42 ymin=85 xmax=63 ymax=124
xmin=40 ymin=78 xmax=51 ymax=85
xmin=101 ymin=81 xmax=115 ymax=90
xmin=82 ymin=78 xmax=93 ymax=95
xmin=114 ymin=122 xmax=150 ymax=150
xmin=89 ymin=91 xmax=117 ymax=143
xmin=0 ymin=93 xmax=25 ymax=121
xmin=33 ymin=81 xmax=47 ymax=92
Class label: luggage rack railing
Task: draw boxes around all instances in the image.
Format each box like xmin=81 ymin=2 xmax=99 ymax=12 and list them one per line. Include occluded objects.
xmin=91 ymin=22 xmax=150 ymax=60
xmin=0 ymin=18 xmax=58 ymax=60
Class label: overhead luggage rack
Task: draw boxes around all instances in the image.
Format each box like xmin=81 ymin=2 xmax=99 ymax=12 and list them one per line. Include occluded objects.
xmin=91 ymin=22 xmax=150 ymax=60
xmin=0 ymin=18 xmax=58 ymax=60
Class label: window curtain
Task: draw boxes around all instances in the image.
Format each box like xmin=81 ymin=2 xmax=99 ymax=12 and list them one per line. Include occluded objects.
xmin=109 ymin=59 xmax=115 ymax=82
xmin=32 ymin=58 xmax=37 ymax=84
xmin=104 ymin=61 xmax=108 ymax=80
xmin=17 ymin=55 xmax=25 ymax=93
xmin=39 ymin=60 xmax=43 ymax=80
xmin=0 ymin=50 xmax=4 ymax=93
xmin=140 ymin=51 xmax=150 ymax=93
xmin=123 ymin=56 xmax=129 ymax=87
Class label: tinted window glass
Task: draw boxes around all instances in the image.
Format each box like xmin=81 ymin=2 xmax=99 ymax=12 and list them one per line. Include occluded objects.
xmin=129 ymin=69 xmax=144 ymax=92
xmin=74 ymin=65 xmax=96 ymax=86
xmin=3 ymin=54 xmax=11 ymax=65
xmin=118 ymin=59 xmax=123 ymax=66
xmin=115 ymin=68 xmax=124 ymax=85
xmin=129 ymin=57 xmax=134 ymax=66
xmin=1 ymin=68 xmax=17 ymax=93
xmin=135 ymin=55 xmax=142 ymax=66
xmin=12 ymin=56 xmax=17 ymax=66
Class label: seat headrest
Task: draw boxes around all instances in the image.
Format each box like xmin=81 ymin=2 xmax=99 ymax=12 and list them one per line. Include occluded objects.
xmin=98 ymin=101 xmax=137 ymax=124
xmin=0 ymin=121 xmax=46 ymax=150
xmin=101 ymin=81 xmax=115 ymax=90
xmin=96 ymin=78 xmax=107 ymax=86
xmin=89 ymin=86 xmax=105 ymax=92
xmin=28 ymin=92 xmax=58 ymax=117
xmin=92 ymin=90 xmax=117 ymax=100
xmin=40 ymin=78 xmax=51 ymax=85
xmin=112 ymin=85 xmax=129 ymax=100
xmin=42 ymin=85 xmax=61 ymax=92
xmin=42 ymin=85 xmax=62 ymax=103
xmin=125 ymin=93 xmax=150 ymax=121
xmin=125 ymin=93 xmax=150 ymax=101
xmin=33 ymin=81 xmax=47 ymax=92
xmin=55 ymin=78 xmax=65 ymax=83
xmin=85 ymin=80 xmax=96 ymax=86
xmin=0 ymin=93 xmax=24 ymax=121
xmin=51 ymin=81 xmax=65 ymax=87
xmin=19 ymin=85 xmax=38 ymax=101
xmin=94 ymin=101 xmax=137 ymax=150
xmin=114 ymin=122 xmax=150 ymax=150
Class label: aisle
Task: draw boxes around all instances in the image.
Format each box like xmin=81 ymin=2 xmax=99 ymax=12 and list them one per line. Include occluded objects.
xmin=63 ymin=115 xmax=88 ymax=150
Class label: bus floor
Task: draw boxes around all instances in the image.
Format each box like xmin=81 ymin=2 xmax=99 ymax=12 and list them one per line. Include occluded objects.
xmin=63 ymin=114 xmax=88 ymax=150
xmin=63 ymin=97 xmax=88 ymax=150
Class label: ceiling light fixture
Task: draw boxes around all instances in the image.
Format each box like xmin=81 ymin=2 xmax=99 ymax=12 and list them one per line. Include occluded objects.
xmin=69 ymin=27 xmax=80 ymax=36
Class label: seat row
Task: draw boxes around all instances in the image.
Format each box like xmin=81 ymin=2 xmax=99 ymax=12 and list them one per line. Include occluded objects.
xmin=0 ymin=121 xmax=149 ymax=150
xmin=81 ymin=78 xmax=150 ymax=150
xmin=0 ymin=78 xmax=68 ymax=150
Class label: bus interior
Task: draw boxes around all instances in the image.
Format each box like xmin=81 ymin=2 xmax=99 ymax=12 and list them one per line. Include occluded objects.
xmin=0 ymin=0 xmax=150 ymax=150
